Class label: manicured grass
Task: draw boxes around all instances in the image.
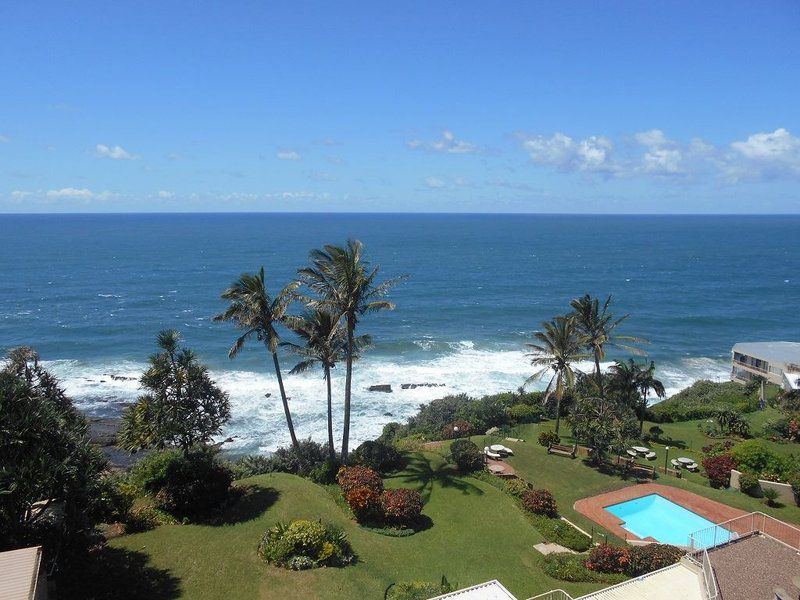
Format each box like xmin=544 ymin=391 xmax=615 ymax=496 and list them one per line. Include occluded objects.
xmin=105 ymin=453 xmax=606 ymax=600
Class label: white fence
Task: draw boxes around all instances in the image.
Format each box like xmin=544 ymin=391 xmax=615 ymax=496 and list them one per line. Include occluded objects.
xmin=688 ymin=511 xmax=800 ymax=555
xmin=526 ymin=590 xmax=574 ymax=600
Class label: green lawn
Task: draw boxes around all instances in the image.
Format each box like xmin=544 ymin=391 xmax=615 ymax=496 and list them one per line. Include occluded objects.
xmin=103 ymin=453 xmax=605 ymax=600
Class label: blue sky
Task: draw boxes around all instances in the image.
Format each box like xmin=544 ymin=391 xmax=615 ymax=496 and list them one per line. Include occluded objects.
xmin=1 ymin=1 xmax=799 ymax=213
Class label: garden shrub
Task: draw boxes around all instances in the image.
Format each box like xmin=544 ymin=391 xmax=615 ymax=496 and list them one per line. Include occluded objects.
xmin=381 ymin=488 xmax=423 ymax=526
xmin=449 ymin=439 xmax=484 ymax=472
xmin=788 ymin=473 xmax=800 ymax=505
xmin=538 ymin=431 xmax=560 ymax=447
xmin=90 ymin=472 xmax=136 ymax=524
xmin=527 ymin=513 xmax=590 ymax=551
xmin=258 ymin=519 xmax=354 ymax=569
xmin=378 ymin=422 xmax=408 ymax=445
xmin=763 ymin=488 xmax=780 ymax=507
xmin=541 ymin=553 xmax=627 ymax=584
xmin=441 ymin=420 xmax=472 ymax=440
xmin=647 ymin=380 xmax=759 ymax=423
xmin=508 ymin=403 xmax=543 ymax=424
xmin=386 ymin=579 xmax=454 ymax=600
xmin=702 ymin=453 xmax=738 ymax=488
xmin=130 ymin=447 xmax=233 ymax=518
xmin=730 ymin=440 xmax=788 ymax=476
xmin=585 ymin=543 xmax=630 ymax=574
xmin=125 ymin=503 xmax=178 ymax=533
xmin=228 ymin=454 xmax=272 ymax=479
xmin=738 ymin=471 xmax=762 ymax=497
xmin=503 ymin=477 xmax=531 ymax=499
xmin=344 ymin=487 xmax=383 ymax=521
xmin=626 ymin=544 xmax=684 ymax=576
xmin=351 ymin=440 xmax=402 ymax=473
xmin=522 ymin=489 xmax=558 ymax=517
xmin=337 ymin=466 xmax=384 ymax=495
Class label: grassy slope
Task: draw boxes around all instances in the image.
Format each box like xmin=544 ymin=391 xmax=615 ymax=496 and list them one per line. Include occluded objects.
xmin=109 ymin=453 xmax=603 ymax=600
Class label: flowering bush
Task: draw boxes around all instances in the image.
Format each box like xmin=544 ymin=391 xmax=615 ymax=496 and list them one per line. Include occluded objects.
xmin=626 ymin=544 xmax=684 ymax=576
xmin=381 ymin=488 xmax=423 ymax=525
xmin=521 ymin=488 xmax=558 ymax=517
xmin=585 ymin=543 xmax=630 ymax=574
xmin=344 ymin=486 xmax=382 ymax=521
xmin=337 ymin=465 xmax=384 ymax=495
xmin=538 ymin=431 xmax=560 ymax=447
xmin=258 ymin=519 xmax=353 ymax=569
xmin=442 ymin=420 xmax=472 ymax=440
xmin=702 ymin=453 xmax=738 ymax=488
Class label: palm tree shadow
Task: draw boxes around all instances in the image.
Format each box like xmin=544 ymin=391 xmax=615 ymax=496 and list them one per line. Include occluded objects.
xmin=203 ymin=485 xmax=280 ymax=526
xmin=58 ymin=546 xmax=181 ymax=600
xmin=385 ymin=454 xmax=484 ymax=503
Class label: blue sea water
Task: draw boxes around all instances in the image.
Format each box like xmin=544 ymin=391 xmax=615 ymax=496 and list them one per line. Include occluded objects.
xmin=1 ymin=213 xmax=798 ymax=453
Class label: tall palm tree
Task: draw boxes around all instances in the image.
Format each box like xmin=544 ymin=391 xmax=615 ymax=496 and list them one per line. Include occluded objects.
xmin=214 ymin=267 xmax=300 ymax=451
xmin=281 ymin=309 xmax=372 ymax=461
xmin=298 ymin=239 xmax=404 ymax=461
xmin=525 ymin=315 xmax=589 ymax=434
xmin=569 ymin=294 xmax=647 ymax=395
xmin=636 ymin=360 xmax=665 ymax=434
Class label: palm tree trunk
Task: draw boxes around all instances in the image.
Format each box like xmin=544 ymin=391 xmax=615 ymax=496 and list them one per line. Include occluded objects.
xmin=325 ymin=365 xmax=335 ymax=461
xmin=594 ymin=351 xmax=603 ymax=396
xmin=341 ymin=321 xmax=354 ymax=463
xmin=639 ymin=389 xmax=647 ymax=434
xmin=272 ymin=351 xmax=299 ymax=451
xmin=554 ymin=372 xmax=563 ymax=434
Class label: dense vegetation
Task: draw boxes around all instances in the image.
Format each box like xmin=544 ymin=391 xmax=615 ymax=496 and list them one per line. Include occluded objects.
xmin=647 ymin=379 xmax=762 ymax=422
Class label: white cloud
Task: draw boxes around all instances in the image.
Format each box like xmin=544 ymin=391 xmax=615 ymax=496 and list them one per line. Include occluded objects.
xmin=157 ymin=190 xmax=174 ymax=199
xmin=277 ymin=150 xmax=302 ymax=161
xmin=634 ymin=129 xmax=670 ymax=147
xmin=96 ymin=144 xmax=137 ymax=160
xmin=424 ymin=176 xmax=447 ymax=189
xmin=407 ymin=130 xmax=480 ymax=154
xmin=11 ymin=190 xmax=32 ymax=200
xmin=522 ymin=133 xmax=617 ymax=174
xmin=0 ymin=134 xmax=10 ymax=143
xmin=641 ymin=147 xmax=684 ymax=174
xmin=725 ymin=128 xmax=800 ymax=181
xmin=46 ymin=187 xmax=97 ymax=199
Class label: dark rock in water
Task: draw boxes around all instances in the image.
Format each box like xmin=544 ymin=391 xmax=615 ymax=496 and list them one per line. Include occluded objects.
xmin=264 ymin=393 xmax=272 ymax=398
xmin=88 ymin=417 xmax=121 ymax=447
xmin=383 ymin=411 xmax=394 ymax=417
xmin=400 ymin=383 xmax=446 ymax=390
xmin=368 ymin=384 xmax=393 ymax=393
xmin=108 ymin=374 xmax=136 ymax=381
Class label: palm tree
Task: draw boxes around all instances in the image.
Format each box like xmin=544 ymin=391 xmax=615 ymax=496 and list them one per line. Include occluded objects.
xmin=214 ymin=267 xmax=300 ymax=451
xmin=281 ymin=309 xmax=372 ymax=461
xmin=525 ymin=316 xmax=589 ymax=434
xmin=637 ymin=360 xmax=665 ymax=433
xmin=298 ymin=240 xmax=404 ymax=462
xmin=569 ymin=294 xmax=647 ymax=395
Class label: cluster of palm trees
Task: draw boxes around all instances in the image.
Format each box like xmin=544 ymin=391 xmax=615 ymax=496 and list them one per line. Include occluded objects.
xmin=525 ymin=294 xmax=664 ymax=434
xmin=214 ymin=240 xmax=404 ymax=463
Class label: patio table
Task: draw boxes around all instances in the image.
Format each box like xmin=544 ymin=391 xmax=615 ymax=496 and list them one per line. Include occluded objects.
xmin=677 ymin=457 xmax=694 ymax=465
xmin=631 ymin=446 xmax=650 ymax=454
xmin=489 ymin=444 xmax=507 ymax=452
xmin=626 ymin=449 xmax=639 ymax=458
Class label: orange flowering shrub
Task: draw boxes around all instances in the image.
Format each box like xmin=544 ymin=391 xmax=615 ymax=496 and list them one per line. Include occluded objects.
xmin=337 ymin=465 xmax=384 ymax=495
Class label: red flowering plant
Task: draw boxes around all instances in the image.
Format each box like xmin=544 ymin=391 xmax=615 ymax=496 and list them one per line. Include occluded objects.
xmin=381 ymin=488 xmax=423 ymax=526
xmin=344 ymin=487 xmax=382 ymax=522
xmin=702 ymin=453 xmax=738 ymax=488
xmin=337 ymin=466 xmax=384 ymax=495
xmin=521 ymin=489 xmax=558 ymax=517
xmin=585 ymin=543 xmax=630 ymax=574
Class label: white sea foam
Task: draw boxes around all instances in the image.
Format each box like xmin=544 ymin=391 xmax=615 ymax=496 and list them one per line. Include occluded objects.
xmin=44 ymin=347 xmax=732 ymax=455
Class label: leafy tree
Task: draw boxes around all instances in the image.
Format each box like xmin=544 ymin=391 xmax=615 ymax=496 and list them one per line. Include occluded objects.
xmin=118 ymin=330 xmax=230 ymax=453
xmin=569 ymin=294 xmax=646 ymax=395
xmin=299 ymin=240 xmax=404 ymax=461
xmin=525 ymin=315 xmax=589 ymax=434
xmin=282 ymin=309 xmax=370 ymax=461
xmin=714 ymin=408 xmax=750 ymax=437
xmin=0 ymin=347 xmax=107 ymax=551
xmin=571 ymin=395 xmax=639 ymax=464
xmin=215 ymin=268 xmax=300 ymax=451
xmin=608 ymin=359 xmax=665 ymax=434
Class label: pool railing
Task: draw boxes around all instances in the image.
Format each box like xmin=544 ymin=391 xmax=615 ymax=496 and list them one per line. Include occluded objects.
xmin=688 ymin=511 xmax=800 ymax=556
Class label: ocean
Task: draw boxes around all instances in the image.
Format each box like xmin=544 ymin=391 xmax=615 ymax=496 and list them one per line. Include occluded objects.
xmin=1 ymin=213 xmax=798 ymax=454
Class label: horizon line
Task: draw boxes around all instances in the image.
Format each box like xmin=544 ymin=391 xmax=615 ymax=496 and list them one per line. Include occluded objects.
xmin=2 ymin=211 xmax=800 ymax=217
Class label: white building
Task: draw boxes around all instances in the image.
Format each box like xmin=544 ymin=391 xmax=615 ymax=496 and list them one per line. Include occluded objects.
xmin=731 ymin=341 xmax=800 ymax=391
xmin=0 ymin=546 xmax=48 ymax=600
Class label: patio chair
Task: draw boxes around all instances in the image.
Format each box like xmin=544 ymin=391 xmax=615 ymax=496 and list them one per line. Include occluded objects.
xmin=645 ymin=451 xmax=657 ymax=460
xmin=670 ymin=459 xmax=682 ymax=469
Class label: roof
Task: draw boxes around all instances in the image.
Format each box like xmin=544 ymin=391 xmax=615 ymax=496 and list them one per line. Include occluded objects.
xmin=575 ymin=563 xmax=703 ymax=600
xmin=429 ymin=580 xmax=518 ymax=600
xmin=732 ymin=341 xmax=800 ymax=365
xmin=0 ymin=546 xmax=43 ymax=600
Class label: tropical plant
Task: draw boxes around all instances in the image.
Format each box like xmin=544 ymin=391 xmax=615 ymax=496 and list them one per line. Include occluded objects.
xmin=215 ymin=267 xmax=300 ymax=451
xmin=538 ymin=430 xmax=560 ymax=447
xmin=585 ymin=543 xmax=630 ymax=574
xmin=607 ymin=359 xmax=665 ymax=435
xmin=449 ymin=439 xmax=484 ymax=472
xmin=350 ymin=440 xmax=403 ymax=473
xmin=702 ymin=453 xmax=737 ymax=488
xmin=258 ymin=519 xmax=354 ymax=569
xmin=336 ymin=465 xmax=384 ymax=495
xmin=281 ymin=308 xmax=367 ymax=460
xmin=762 ymin=487 xmax=780 ymax=507
xmin=569 ymin=294 xmax=646 ymax=394
xmin=381 ymin=488 xmax=423 ymax=525
xmin=118 ymin=330 xmax=230 ymax=453
xmin=0 ymin=347 xmax=108 ymax=551
xmin=299 ymin=239 xmax=404 ymax=461
xmin=714 ymin=408 xmax=751 ymax=437
xmin=570 ymin=396 xmax=638 ymax=464
xmin=525 ymin=315 xmax=589 ymax=434
xmin=521 ymin=488 xmax=558 ymax=517
xmin=636 ymin=361 xmax=665 ymax=431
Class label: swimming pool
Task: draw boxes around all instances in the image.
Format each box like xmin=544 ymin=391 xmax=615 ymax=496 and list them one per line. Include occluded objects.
xmin=605 ymin=493 xmax=726 ymax=547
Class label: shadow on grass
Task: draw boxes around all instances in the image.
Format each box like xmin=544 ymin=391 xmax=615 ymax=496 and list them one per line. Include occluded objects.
xmin=57 ymin=545 xmax=181 ymax=600
xmin=386 ymin=454 xmax=484 ymax=503
xmin=204 ymin=485 xmax=280 ymax=526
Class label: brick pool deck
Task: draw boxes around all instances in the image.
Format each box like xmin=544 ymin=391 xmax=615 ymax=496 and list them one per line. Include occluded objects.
xmin=574 ymin=483 xmax=747 ymax=542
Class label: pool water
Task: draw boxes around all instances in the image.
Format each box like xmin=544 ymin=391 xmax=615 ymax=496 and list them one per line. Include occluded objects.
xmin=605 ymin=494 xmax=722 ymax=547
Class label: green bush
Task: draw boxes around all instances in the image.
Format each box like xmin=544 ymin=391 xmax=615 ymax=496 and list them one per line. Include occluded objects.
xmin=228 ymin=454 xmax=273 ymax=479
xmin=527 ymin=513 xmax=591 ymax=551
xmin=538 ymin=431 xmax=560 ymax=447
xmin=258 ymin=519 xmax=354 ymax=569
xmin=738 ymin=471 xmax=762 ymax=497
xmin=731 ymin=439 xmax=793 ymax=477
xmin=441 ymin=420 xmax=472 ymax=440
xmin=351 ymin=440 xmax=402 ymax=473
xmin=386 ymin=579 xmax=454 ymax=600
xmin=763 ymin=487 xmax=781 ymax=507
xmin=647 ymin=380 xmax=759 ymax=422
xmin=125 ymin=503 xmax=178 ymax=533
xmin=130 ymin=447 xmax=233 ymax=518
xmin=508 ymin=404 xmax=543 ymax=424
xmin=503 ymin=478 xmax=531 ymax=499
xmin=541 ymin=553 xmax=627 ymax=584
xmin=89 ymin=472 xmax=136 ymax=524
xmin=449 ymin=439 xmax=484 ymax=472
xmin=788 ymin=473 xmax=800 ymax=505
